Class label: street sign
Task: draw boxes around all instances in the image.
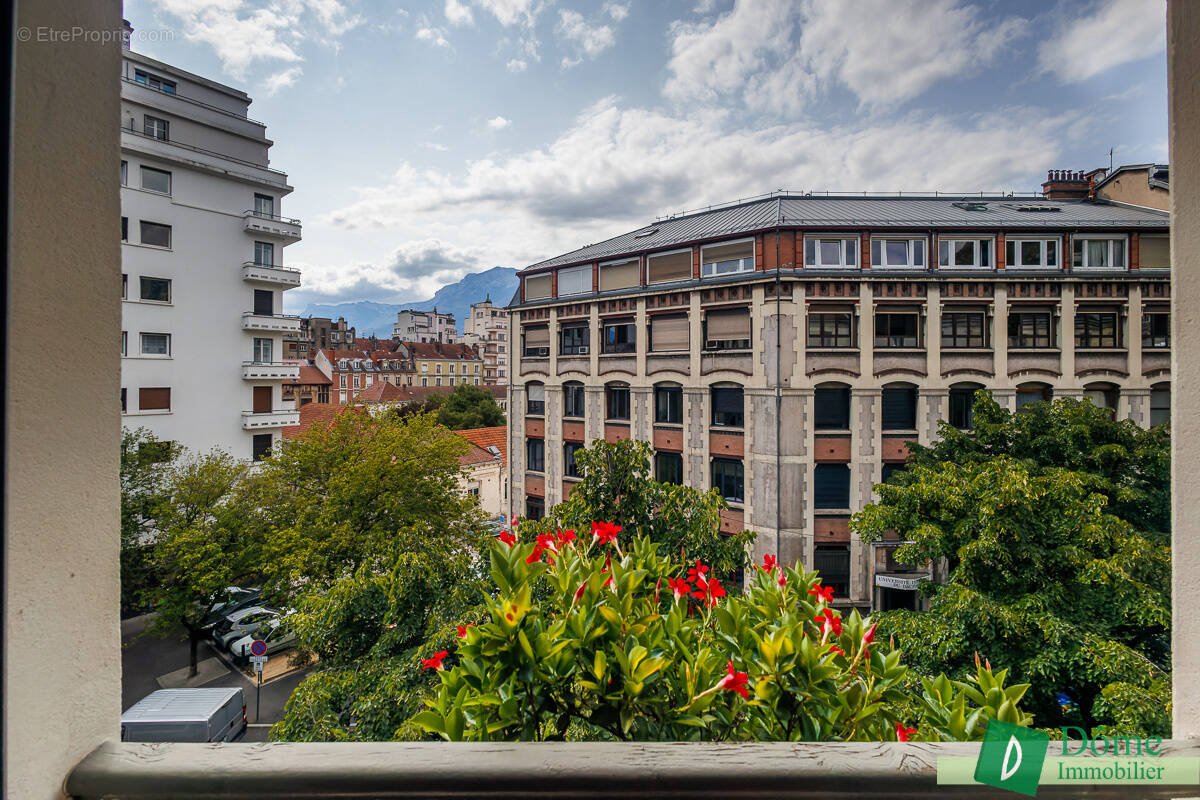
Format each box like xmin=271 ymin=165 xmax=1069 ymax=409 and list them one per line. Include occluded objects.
xmin=253 ymin=661 xmax=264 ymax=672
xmin=249 ymin=655 xmax=269 ymax=663
xmin=249 ymin=640 xmax=268 ymax=657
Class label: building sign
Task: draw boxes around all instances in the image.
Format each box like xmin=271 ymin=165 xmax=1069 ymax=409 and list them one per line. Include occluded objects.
xmin=875 ymin=573 xmax=928 ymax=591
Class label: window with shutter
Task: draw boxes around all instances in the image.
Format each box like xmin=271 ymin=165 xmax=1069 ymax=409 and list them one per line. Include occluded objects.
xmin=701 ymin=240 xmax=754 ymax=276
xmin=813 ymin=464 xmax=850 ymax=509
xmin=880 ymin=386 xmax=917 ymax=430
xmin=813 ymin=546 xmax=850 ymax=596
xmin=526 ymin=383 xmax=545 ymax=415
xmin=654 ymin=385 xmax=683 ymax=424
xmin=558 ymin=265 xmax=591 ymax=295
xmin=814 ymin=387 xmax=851 ymax=429
xmin=138 ymin=387 xmax=171 ymax=411
xmin=650 ymin=315 xmax=689 ymax=352
xmin=711 ymin=386 xmax=744 ymax=427
xmin=704 ymin=308 xmax=751 ymax=350
xmin=525 ymin=274 xmax=552 ymax=300
xmin=647 ymin=250 xmax=692 ymax=284
xmin=523 ymin=326 xmax=550 ymax=357
xmin=1140 ymin=235 xmax=1170 ymax=269
xmin=599 ymin=259 xmax=639 ymax=291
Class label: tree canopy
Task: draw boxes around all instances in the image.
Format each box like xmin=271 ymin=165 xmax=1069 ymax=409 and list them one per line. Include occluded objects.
xmin=396 ymin=384 xmax=505 ymax=431
xmin=852 ymin=391 xmax=1171 ymax=735
xmin=120 ymin=428 xmax=181 ymax=617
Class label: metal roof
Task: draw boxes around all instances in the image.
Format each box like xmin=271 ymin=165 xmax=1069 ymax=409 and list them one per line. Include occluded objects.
xmin=520 ymin=193 xmax=1168 ymax=273
xmin=121 ymin=688 xmax=243 ymax=723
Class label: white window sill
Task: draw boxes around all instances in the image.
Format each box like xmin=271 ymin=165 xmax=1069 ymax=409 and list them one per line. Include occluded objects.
xmin=123 ymin=409 xmax=172 ymax=416
xmin=124 ymin=242 xmax=173 ymax=252
xmin=123 ymin=299 xmax=174 ymax=307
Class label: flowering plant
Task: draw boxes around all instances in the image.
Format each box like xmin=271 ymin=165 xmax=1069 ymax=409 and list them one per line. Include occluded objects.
xmin=411 ymin=527 xmax=1030 ymax=741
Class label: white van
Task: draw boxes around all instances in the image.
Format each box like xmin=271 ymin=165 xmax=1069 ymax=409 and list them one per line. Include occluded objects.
xmin=120 ymin=688 xmax=247 ymax=742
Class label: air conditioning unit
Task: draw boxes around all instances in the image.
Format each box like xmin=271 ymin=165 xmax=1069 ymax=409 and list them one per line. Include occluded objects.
xmin=577 ymin=346 xmax=589 ymax=355
xmin=705 ymin=340 xmax=722 ymax=350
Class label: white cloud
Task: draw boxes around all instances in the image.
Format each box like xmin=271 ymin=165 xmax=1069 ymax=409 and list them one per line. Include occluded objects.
xmin=423 ymin=142 xmax=449 ymax=151
xmin=445 ymin=0 xmax=474 ymax=26
xmin=263 ymin=66 xmax=303 ymax=95
xmin=416 ymin=26 xmax=452 ymax=48
xmin=320 ymin=97 xmax=1073 ymax=291
xmin=486 ymin=115 xmax=512 ymax=130
xmin=468 ymin=0 xmax=540 ymax=27
xmin=153 ymin=0 xmax=362 ymax=79
xmin=665 ymin=0 xmax=1022 ymax=114
xmin=557 ymin=9 xmax=617 ymax=63
xmin=604 ymin=2 xmax=630 ymax=22
xmin=1038 ymin=0 xmax=1165 ymax=83
xmin=506 ymin=58 xmax=528 ymax=72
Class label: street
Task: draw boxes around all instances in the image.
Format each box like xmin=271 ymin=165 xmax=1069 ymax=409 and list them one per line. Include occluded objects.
xmin=121 ymin=615 xmax=313 ymax=742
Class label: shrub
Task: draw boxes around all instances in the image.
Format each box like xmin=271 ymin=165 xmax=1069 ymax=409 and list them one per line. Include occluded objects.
xmin=411 ymin=526 xmax=1032 ymax=741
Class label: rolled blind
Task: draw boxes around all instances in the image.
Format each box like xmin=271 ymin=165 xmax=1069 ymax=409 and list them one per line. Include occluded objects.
xmin=139 ymin=387 xmax=171 ymax=410
xmin=647 ymin=251 xmax=692 ymax=283
xmin=524 ymin=326 xmax=550 ymax=346
xmin=706 ymin=308 xmax=751 ymax=339
xmin=599 ymin=259 xmax=639 ymax=291
xmin=651 ymin=315 xmax=689 ymax=351
xmin=527 ymin=383 xmax=545 ymax=402
xmin=881 ymin=387 xmax=917 ymax=430
xmin=702 ymin=241 xmax=753 ymax=264
xmin=1140 ymin=235 xmax=1170 ymax=268
xmin=525 ymin=274 xmax=552 ymax=300
xmin=558 ymin=265 xmax=591 ymax=295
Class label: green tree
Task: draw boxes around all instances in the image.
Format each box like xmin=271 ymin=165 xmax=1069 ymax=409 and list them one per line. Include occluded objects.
xmin=144 ymin=450 xmax=263 ymax=676
xmin=853 ymin=394 xmax=1172 ymax=734
xmin=412 ymin=533 xmax=1033 ymax=742
xmin=262 ymin=408 xmax=491 ymax=740
xmin=522 ymin=439 xmax=752 ymax=581
xmin=120 ymin=428 xmax=180 ymax=617
xmin=434 ymin=383 xmax=505 ymax=430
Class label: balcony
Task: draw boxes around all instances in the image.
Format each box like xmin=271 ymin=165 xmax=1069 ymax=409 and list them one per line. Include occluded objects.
xmin=243 ymin=210 xmax=302 ymax=240
xmin=242 ymin=261 xmax=302 ymax=287
xmin=241 ymin=362 xmax=301 ymax=381
xmin=241 ymin=409 xmax=300 ymax=430
xmin=241 ymin=312 xmax=302 ymax=334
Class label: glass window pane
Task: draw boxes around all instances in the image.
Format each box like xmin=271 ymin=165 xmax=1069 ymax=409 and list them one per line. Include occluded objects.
xmin=1088 ymin=240 xmax=1106 ymax=267
xmin=885 ymin=240 xmax=908 ymax=266
xmin=953 ymin=240 xmax=974 ymax=266
xmin=819 ymin=240 xmax=841 ymax=265
xmin=844 ymin=239 xmax=856 ymax=265
xmin=939 ymin=240 xmax=949 ymax=266
xmin=1021 ymin=241 xmax=1041 ymax=266
xmin=1113 ymin=239 xmax=1125 ymax=266
xmin=1047 ymin=239 xmax=1057 ymax=266
xmin=913 ymin=239 xmax=924 ymax=265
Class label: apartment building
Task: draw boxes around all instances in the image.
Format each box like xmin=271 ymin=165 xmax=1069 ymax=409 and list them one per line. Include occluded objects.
xmin=393 ymin=308 xmax=457 ymax=343
xmin=506 ymin=176 xmax=1170 ymax=613
xmin=282 ymin=364 xmax=332 ymax=408
xmin=403 ymin=341 xmax=485 ymax=387
xmin=314 ymin=348 xmax=416 ymax=404
xmin=283 ymin=316 xmax=356 ymax=359
xmin=461 ymin=298 xmax=511 ymax=385
xmin=119 ymin=23 xmax=300 ymax=461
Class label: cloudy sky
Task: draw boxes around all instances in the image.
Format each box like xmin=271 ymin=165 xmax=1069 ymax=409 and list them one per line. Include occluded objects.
xmin=124 ymin=0 xmax=1168 ymax=311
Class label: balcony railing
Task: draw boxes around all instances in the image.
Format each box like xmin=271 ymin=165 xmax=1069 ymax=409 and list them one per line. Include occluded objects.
xmin=66 ymin=739 xmax=1200 ymax=798
xmin=241 ymin=312 xmax=302 ymax=333
xmin=120 ymin=121 xmax=289 ymax=182
xmin=242 ymin=261 xmax=302 ymax=287
xmin=243 ymin=210 xmax=302 ymax=240
xmin=241 ymin=408 xmax=300 ymax=429
xmin=241 ymin=362 xmax=301 ymax=380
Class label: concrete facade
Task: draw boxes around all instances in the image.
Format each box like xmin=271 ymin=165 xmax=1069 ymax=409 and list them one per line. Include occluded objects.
xmin=393 ymin=308 xmax=457 ymax=343
xmin=508 ymin=195 xmax=1170 ymax=612
xmin=120 ymin=27 xmax=301 ymax=459
xmin=462 ymin=299 xmax=510 ymax=385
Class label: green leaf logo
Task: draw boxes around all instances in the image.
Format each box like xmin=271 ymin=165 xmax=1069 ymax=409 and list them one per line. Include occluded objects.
xmin=975 ymin=719 xmax=1050 ymax=797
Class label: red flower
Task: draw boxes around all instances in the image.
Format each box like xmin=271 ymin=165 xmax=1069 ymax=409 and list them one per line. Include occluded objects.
xmin=573 ymin=583 xmax=586 ymax=603
xmin=895 ymin=722 xmax=917 ymax=742
xmin=496 ymin=530 xmax=517 ymax=546
xmin=692 ymin=576 xmax=726 ymax=607
xmin=808 ymin=584 xmax=834 ymax=603
xmin=863 ymin=622 xmax=877 ymax=648
xmin=591 ymin=521 xmax=623 ymax=546
xmin=777 ymin=572 xmax=787 ymax=588
xmin=687 ymin=560 xmax=710 ymax=584
xmin=827 ymin=645 xmax=844 ymax=657
xmin=759 ymin=554 xmax=778 ymax=573
xmin=421 ymin=651 xmax=448 ymax=671
xmin=455 ymin=624 xmax=474 ymax=638
xmin=814 ymin=608 xmax=843 ymax=637
xmin=557 ymin=528 xmax=577 ymax=546
xmin=720 ymin=659 xmax=750 ymax=699
xmin=668 ymin=577 xmax=691 ymax=601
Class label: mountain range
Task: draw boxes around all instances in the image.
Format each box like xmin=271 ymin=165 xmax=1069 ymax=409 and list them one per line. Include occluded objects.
xmin=302 ymin=266 xmax=519 ymax=338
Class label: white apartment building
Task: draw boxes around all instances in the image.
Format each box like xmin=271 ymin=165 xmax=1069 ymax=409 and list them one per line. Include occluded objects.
xmin=393 ymin=308 xmax=457 ymax=343
xmin=461 ymin=298 xmax=510 ymax=385
xmin=119 ymin=24 xmax=301 ymax=460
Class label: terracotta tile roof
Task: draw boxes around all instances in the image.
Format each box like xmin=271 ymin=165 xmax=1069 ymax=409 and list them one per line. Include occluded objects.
xmin=457 ymin=441 xmax=501 ymax=467
xmin=291 ymin=365 xmax=331 ymax=385
xmin=456 ymin=426 xmax=507 ymax=465
xmin=354 ymin=382 xmax=409 ymax=402
xmin=281 ymin=402 xmax=344 ymax=439
xmin=401 ymin=341 xmax=481 ymax=361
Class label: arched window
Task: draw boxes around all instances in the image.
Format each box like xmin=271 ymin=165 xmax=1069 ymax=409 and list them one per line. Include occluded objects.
xmin=711 ymin=383 xmax=743 ymax=428
xmin=948 ymin=382 xmax=984 ymax=429
xmin=881 ymin=382 xmax=918 ymax=431
xmin=526 ymin=381 xmax=545 ymax=415
xmin=1083 ymin=382 xmax=1119 ymax=418
xmin=605 ymin=382 xmax=630 ymax=421
xmin=563 ymin=381 xmax=585 ymax=418
xmin=814 ymin=382 xmax=851 ymax=430
xmin=1016 ymin=382 xmax=1052 ymax=412
xmin=654 ymin=382 xmax=683 ymax=424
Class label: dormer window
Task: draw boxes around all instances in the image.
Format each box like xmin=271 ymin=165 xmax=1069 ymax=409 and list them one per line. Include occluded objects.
xmin=870 ymin=237 xmax=925 ymax=268
xmin=938 ymin=237 xmax=993 ymax=269
xmin=1072 ymin=236 xmax=1127 ymax=270
xmin=804 ymin=237 xmax=858 ymax=269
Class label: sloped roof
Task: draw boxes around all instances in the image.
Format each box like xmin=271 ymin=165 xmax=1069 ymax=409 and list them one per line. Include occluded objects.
xmin=355 ymin=382 xmax=409 ymax=402
xmin=518 ymin=193 xmax=1169 ymax=273
xmin=281 ymin=403 xmax=343 ymax=439
xmin=288 ymin=365 xmax=331 ymax=385
xmin=401 ymin=341 xmax=480 ymax=360
xmin=456 ymin=426 xmax=507 ymax=465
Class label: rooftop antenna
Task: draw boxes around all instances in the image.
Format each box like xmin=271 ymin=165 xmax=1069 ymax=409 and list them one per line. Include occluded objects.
xmin=1109 ymin=147 xmax=1114 ymax=172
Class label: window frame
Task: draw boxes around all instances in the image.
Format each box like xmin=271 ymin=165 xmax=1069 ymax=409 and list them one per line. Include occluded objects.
xmin=1074 ymin=311 xmax=1122 ymax=349
xmin=1007 ymin=310 xmax=1055 ymax=349
xmin=525 ymin=438 xmax=545 ymax=473
xmin=940 ymin=311 xmax=987 ymax=348
xmin=138 ymin=220 xmax=172 ymax=249
xmin=807 ymin=311 xmax=855 ymax=348
xmin=1072 ymin=235 xmax=1128 ymax=270
xmin=602 ymin=318 xmax=637 ymax=355
xmin=1005 ymin=236 xmax=1060 ymax=269
xmin=1143 ymin=312 xmax=1170 ymax=349
xmin=143 ymin=114 xmax=169 ymax=141
xmin=139 ymin=165 xmax=171 ymax=195
xmin=655 ymin=451 xmax=684 ymax=485
xmin=948 ymin=386 xmax=980 ymax=430
xmin=700 ymin=237 xmax=755 ymax=277
xmin=605 ymin=384 xmax=631 ymax=421
xmin=937 ymin=236 xmax=993 ymax=269
xmin=563 ymin=442 xmax=584 ymax=479
xmin=563 ymin=382 xmax=586 ymax=418
xmin=559 ymin=323 xmax=590 ymax=356
xmin=711 ymin=457 xmax=745 ymax=505
xmin=870 ymin=236 xmax=926 ymax=269
xmin=880 ymin=385 xmax=918 ymax=431
xmin=803 ymin=235 xmax=859 ymax=269
xmin=654 ymin=385 xmax=683 ymax=425
xmin=526 ymin=382 xmax=545 ymax=416
xmin=873 ymin=311 xmax=920 ymax=348
xmin=137 ymin=333 xmax=171 ymax=357
xmin=711 ymin=386 xmax=744 ymax=428
xmin=646 ymin=247 xmax=694 ymax=285
xmin=557 ymin=264 xmax=592 ymax=296
xmin=138 ymin=276 xmax=171 ymax=304
xmin=813 ymin=463 xmax=851 ymax=510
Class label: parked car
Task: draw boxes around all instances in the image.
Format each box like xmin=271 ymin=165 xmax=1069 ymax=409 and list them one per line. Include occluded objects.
xmin=121 ymin=688 xmax=246 ymax=742
xmin=201 ymin=587 xmax=261 ymax=632
xmin=212 ymin=606 xmax=279 ymax=649
xmin=229 ymin=618 xmax=296 ymax=664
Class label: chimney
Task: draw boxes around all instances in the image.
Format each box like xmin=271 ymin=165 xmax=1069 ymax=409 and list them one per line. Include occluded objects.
xmin=1041 ymin=169 xmax=1092 ymax=200
xmin=122 ymin=19 xmax=133 ymax=50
